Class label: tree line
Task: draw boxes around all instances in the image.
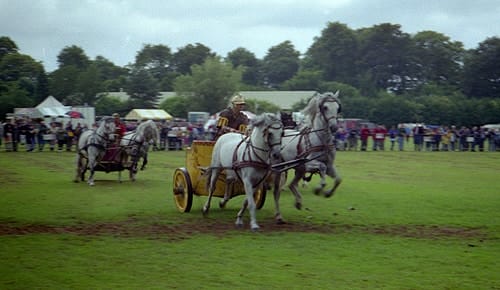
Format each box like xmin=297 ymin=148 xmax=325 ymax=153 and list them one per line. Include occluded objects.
xmin=1 ymin=21 xmax=499 ymax=127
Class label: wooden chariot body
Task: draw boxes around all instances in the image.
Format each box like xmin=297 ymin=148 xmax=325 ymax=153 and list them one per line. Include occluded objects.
xmin=172 ymin=140 xmax=266 ymax=212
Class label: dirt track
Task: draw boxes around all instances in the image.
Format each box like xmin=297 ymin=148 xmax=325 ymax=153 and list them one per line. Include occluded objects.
xmin=0 ymin=218 xmax=487 ymax=241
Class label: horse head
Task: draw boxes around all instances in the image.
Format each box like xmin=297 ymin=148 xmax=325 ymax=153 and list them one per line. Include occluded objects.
xmin=251 ymin=112 xmax=284 ymax=163
xmin=100 ymin=117 xmax=116 ymax=142
xmin=303 ymin=91 xmax=341 ymax=134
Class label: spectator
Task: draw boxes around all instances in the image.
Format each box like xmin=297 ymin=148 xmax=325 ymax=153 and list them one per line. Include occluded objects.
xmin=347 ymin=127 xmax=359 ymax=151
xmin=3 ymin=117 xmax=18 ymax=152
xmin=413 ymin=124 xmax=424 ymax=151
xmin=449 ymin=125 xmax=458 ymax=151
xmin=372 ymin=125 xmax=387 ymax=151
xmin=397 ymin=124 xmax=406 ymax=151
xmin=335 ymin=127 xmax=347 ymax=150
xmin=65 ymin=121 xmax=74 ymax=151
xmin=360 ymin=125 xmax=370 ymax=151
xmin=388 ymin=125 xmax=398 ymax=151
xmin=36 ymin=120 xmax=49 ymax=151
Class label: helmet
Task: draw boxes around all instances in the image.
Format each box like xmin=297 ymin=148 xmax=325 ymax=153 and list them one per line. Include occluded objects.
xmin=231 ymin=94 xmax=245 ymax=105
xmin=112 ymin=113 xmax=120 ymax=118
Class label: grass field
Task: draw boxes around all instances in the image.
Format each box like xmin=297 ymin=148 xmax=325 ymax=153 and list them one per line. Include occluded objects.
xmin=1 ymin=143 xmax=499 ymax=289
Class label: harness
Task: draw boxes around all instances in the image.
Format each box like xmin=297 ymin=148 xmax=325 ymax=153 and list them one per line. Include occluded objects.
xmin=223 ymin=121 xmax=283 ymax=188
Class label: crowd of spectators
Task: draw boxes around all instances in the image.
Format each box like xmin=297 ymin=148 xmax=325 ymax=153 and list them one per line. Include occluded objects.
xmin=335 ymin=123 xmax=499 ymax=152
xmin=1 ymin=117 xmax=86 ymax=152
xmin=3 ymin=116 xmax=499 ymax=153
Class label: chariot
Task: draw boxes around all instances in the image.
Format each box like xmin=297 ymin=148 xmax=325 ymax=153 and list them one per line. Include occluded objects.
xmin=172 ymin=140 xmax=267 ymax=212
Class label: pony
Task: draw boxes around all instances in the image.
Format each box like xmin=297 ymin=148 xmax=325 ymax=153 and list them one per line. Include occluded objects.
xmin=74 ymin=117 xmax=116 ymax=186
xmin=120 ymin=120 xmax=160 ymax=181
xmin=203 ymin=112 xmax=284 ymax=231
xmin=271 ymin=91 xmax=342 ymax=223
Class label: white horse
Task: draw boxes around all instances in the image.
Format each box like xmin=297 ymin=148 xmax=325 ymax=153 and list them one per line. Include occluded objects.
xmin=74 ymin=117 xmax=116 ymax=186
xmin=272 ymin=91 xmax=342 ymax=223
xmin=203 ymin=113 xmax=284 ymax=231
xmin=120 ymin=120 xmax=160 ymax=181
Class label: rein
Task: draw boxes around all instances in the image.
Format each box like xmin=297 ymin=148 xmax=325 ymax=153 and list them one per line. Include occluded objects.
xmin=230 ymin=121 xmax=283 ymax=187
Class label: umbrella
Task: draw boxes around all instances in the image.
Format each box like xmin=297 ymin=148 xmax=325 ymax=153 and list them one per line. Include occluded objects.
xmin=65 ymin=110 xmax=84 ymax=118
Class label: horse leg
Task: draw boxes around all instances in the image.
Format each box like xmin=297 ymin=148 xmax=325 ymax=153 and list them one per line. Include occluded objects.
xmin=272 ymin=173 xmax=285 ymax=224
xmin=219 ymin=177 xmax=235 ymax=208
xmin=235 ymin=198 xmax=248 ymax=228
xmin=74 ymin=155 xmax=81 ymax=183
xmin=311 ymin=163 xmax=328 ymax=195
xmin=140 ymin=153 xmax=148 ymax=170
xmin=202 ymin=168 xmax=220 ymax=215
xmin=324 ymin=164 xmax=342 ymax=198
xmin=288 ymin=169 xmax=304 ymax=210
xmin=242 ymin=180 xmax=259 ymax=231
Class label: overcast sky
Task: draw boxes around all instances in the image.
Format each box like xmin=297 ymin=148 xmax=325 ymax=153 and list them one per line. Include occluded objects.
xmin=1 ymin=0 xmax=499 ymax=72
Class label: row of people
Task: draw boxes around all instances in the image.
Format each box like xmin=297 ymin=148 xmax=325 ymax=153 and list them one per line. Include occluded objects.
xmin=336 ymin=124 xmax=499 ymax=152
xmin=1 ymin=117 xmax=86 ymax=152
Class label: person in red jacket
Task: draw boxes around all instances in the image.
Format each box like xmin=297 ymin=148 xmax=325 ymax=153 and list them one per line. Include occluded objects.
xmin=112 ymin=113 xmax=127 ymax=143
xmin=360 ymin=124 xmax=371 ymax=151
xmin=372 ymin=125 xmax=388 ymax=151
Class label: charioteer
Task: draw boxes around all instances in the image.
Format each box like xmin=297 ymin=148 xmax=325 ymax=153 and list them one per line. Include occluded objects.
xmin=214 ymin=94 xmax=249 ymax=140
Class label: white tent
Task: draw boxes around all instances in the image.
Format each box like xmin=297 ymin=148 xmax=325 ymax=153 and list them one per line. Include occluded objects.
xmin=124 ymin=109 xmax=173 ymax=121
xmin=36 ymin=96 xmax=71 ymax=117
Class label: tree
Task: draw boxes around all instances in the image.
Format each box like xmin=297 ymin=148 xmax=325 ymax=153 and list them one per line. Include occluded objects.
xmin=0 ymin=49 xmax=45 ymax=114
xmin=172 ymin=43 xmax=215 ymax=75
xmin=411 ymin=31 xmax=464 ymax=90
xmin=49 ymin=65 xmax=81 ymax=102
xmin=463 ymin=37 xmax=500 ymax=98
xmin=57 ymin=45 xmax=90 ymax=69
xmin=0 ymin=36 xmax=19 ymax=61
xmin=125 ymin=68 xmax=160 ymax=109
xmin=174 ymin=57 xmax=242 ymax=114
xmin=357 ymin=23 xmax=414 ymax=94
xmin=94 ymin=95 xmax=128 ymax=116
xmin=262 ymin=41 xmax=300 ymax=88
xmin=159 ymin=96 xmax=189 ymax=118
xmin=134 ymin=44 xmax=173 ymax=87
xmin=226 ymin=47 xmax=261 ymax=86
xmin=305 ymin=22 xmax=358 ymax=85
xmin=282 ymin=70 xmax=322 ymax=90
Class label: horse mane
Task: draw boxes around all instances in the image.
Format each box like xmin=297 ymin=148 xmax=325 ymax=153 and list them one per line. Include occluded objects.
xmin=301 ymin=93 xmax=320 ymax=128
xmin=135 ymin=120 xmax=159 ymax=143
xmin=250 ymin=112 xmax=282 ymax=129
xmin=300 ymin=91 xmax=340 ymax=128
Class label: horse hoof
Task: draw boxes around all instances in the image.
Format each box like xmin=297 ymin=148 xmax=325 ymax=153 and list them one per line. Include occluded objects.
xmin=295 ymin=202 xmax=302 ymax=210
xmin=250 ymin=226 xmax=260 ymax=232
xmin=313 ymin=188 xmax=321 ymax=195
xmin=276 ymin=218 xmax=286 ymax=225
xmin=324 ymin=191 xmax=334 ymax=198
xmin=202 ymin=207 xmax=209 ymax=216
xmin=219 ymin=200 xmax=226 ymax=209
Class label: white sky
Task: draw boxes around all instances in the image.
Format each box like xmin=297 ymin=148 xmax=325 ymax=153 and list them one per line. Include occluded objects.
xmin=1 ymin=0 xmax=499 ymax=72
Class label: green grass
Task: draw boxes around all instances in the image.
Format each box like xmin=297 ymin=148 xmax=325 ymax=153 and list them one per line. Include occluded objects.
xmin=1 ymin=145 xmax=499 ymax=289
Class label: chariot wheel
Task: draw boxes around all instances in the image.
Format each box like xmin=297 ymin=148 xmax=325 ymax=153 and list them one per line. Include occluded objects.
xmin=173 ymin=168 xmax=193 ymax=212
xmin=254 ymin=185 xmax=267 ymax=210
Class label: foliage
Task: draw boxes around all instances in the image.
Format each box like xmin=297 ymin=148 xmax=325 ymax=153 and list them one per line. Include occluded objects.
xmin=463 ymin=37 xmax=500 ymax=98
xmin=125 ymin=68 xmax=160 ymax=109
xmin=94 ymin=94 xmax=128 ymax=116
xmin=159 ymin=96 xmax=189 ymax=118
xmin=226 ymin=47 xmax=261 ymax=86
xmin=174 ymin=57 xmax=242 ymax=114
xmin=245 ymin=99 xmax=280 ymax=115
xmin=56 ymin=45 xmax=90 ymax=69
xmin=262 ymin=41 xmax=300 ymax=88
xmin=171 ymin=43 xmax=215 ymax=75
